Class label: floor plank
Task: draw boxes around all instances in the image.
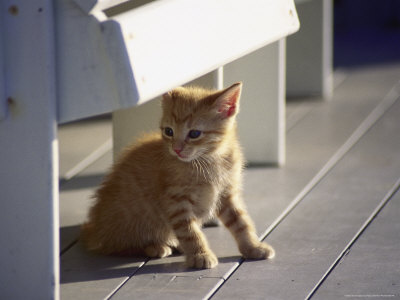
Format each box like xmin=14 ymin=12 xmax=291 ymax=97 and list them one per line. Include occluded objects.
xmin=108 ymin=227 xmax=244 ymax=298
xmin=311 ymin=184 xmax=400 ymax=299
xmin=112 ymin=274 xmax=223 ymax=300
xmin=59 ymin=150 xmax=150 ymax=298
xmin=286 ymin=97 xmax=319 ymax=132
xmin=212 ymin=97 xmax=400 ymax=299
xmin=61 ymin=243 xmax=146 ymax=300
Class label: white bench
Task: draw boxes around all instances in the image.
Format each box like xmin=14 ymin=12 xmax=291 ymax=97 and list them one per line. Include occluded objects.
xmin=0 ymin=0 xmax=299 ymax=298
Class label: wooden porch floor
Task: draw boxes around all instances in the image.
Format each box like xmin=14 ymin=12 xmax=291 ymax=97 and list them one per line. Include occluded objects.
xmin=59 ymin=63 xmax=400 ymax=299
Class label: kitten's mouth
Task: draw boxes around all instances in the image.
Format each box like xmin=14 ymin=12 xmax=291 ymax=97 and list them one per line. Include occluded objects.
xmin=176 ymin=154 xmax=192 ymax=162
xmin=172 ymin=151 xmax=192 ymax=162
xmin=169 ymin=147 xmax=195 ymax=162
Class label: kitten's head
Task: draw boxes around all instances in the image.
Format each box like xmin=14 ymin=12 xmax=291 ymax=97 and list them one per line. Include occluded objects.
xmin=160 ymin=83 xmax=242 ymax=162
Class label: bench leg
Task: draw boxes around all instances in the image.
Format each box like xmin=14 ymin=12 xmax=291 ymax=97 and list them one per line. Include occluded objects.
xmin=286 ymin=0 xmax=333 ymax=98
xmin=224 ymin=40 xmax=286 ymax=165
xmin=0 ymin=1 xmax=59 ymax=298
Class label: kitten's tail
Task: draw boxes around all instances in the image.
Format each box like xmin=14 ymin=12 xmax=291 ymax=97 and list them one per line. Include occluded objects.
xmin=80 ymin=221 xmax=99 ymax=252
xmin=80 ymin=221 xmax=143 ymax=256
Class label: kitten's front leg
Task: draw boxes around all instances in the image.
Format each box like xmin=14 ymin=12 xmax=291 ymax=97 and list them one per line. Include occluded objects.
xmin=218 ymin=193 xmax=275 ymax=260
xmin=166 ymin=197 xmax=218 ymax=269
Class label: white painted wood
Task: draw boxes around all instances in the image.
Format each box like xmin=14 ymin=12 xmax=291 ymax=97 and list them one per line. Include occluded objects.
xmin=72 ymin=0 xmax=134 ymax=14
xmin=55 ymin=0 xmax=138 ymax=124
xmin=0 ymin=16 xmax=5 ymax=120
xmin=106 ymin=0 xmax=299 ymax=105
xmin=71 ymin=0 xmax=98 ymax=13
xmin=224 ymin=40 xmax=286 ymax=165
xmin=286 ymin=0 xmax=333 ymax=98
xmin=56 ymin=0 xmax=299 ymax=123
xmin=97 ymin=0 xmax=156 ymax=17
xmin=0 ymin=1 xmax=59 ymax=299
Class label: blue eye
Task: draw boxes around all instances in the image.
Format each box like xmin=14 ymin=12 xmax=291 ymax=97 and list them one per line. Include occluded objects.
xmin=164 ymin=127 xmax=174 ymax=137
xmin=188 ymin=130 xmax=202 ymax=139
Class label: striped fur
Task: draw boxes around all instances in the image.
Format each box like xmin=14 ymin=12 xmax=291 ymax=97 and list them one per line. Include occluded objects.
xmin=81 ymin=83 xmax=274 ymax=269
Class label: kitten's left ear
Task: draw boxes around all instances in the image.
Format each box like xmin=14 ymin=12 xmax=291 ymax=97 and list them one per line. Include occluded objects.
xmin=162 ymin=87 xmax=186 ymax=106
xmin=162 ymin=91 xmax=172 ymax=101
xmin=214 ymin=82 xmax=242 ymax=119
xmin=162 ymin=87 xmax=182 ymax=109
xmin=162 ymin=91 xmax=172 ymax=109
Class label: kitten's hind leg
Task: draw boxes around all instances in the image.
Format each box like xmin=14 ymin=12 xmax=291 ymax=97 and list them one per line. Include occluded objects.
xmin=144 ymin=244 xmax=173 ymax=258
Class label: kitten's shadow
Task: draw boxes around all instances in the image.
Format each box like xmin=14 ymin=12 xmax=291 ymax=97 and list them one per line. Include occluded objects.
xmin=136 ymin=254 xmax=242 ymax=276
xmin=61 ymin=239 xmax=241 ymax=284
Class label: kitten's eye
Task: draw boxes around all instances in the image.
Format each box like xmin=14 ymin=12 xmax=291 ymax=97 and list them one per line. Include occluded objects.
xmin=188 ymin=130 xmax=202 ymax=139
xmin=164 ymin=127 xmax=174 ymax=137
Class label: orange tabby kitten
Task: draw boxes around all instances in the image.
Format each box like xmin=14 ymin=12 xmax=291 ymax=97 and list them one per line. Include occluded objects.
xmin=81 ymin=83 xmax=275 ymax=269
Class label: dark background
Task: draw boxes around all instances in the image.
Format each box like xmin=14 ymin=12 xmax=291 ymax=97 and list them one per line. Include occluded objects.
xmin=334 ymin=0 xmax=400 ymax=68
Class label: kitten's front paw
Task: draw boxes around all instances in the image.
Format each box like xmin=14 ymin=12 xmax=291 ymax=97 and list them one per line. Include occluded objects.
xmin=186 ymin=252 xmax=218 ymax=269
xmin=240 ymin=242 xmax=275 ymax=260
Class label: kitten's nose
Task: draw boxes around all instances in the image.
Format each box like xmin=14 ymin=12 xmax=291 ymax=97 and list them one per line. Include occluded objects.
xmin=173 ymin=148 xmax=182 ymax=155
xmin=172 ymin=142 xmax=184 ymax=157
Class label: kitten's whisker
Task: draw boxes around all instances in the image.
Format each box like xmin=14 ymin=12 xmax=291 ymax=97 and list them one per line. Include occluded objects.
xmin=198 ymin=156 xmax=214 ymax=183
xmin=192 ymin=159 xmax=200 ymax=181
xmin=195 ymin=157 xmax=206 ymax=181
xmin=197 ymin=158 xmax=207 ymax=181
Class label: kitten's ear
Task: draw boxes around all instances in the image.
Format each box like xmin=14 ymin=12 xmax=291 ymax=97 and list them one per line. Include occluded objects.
xmin=162 ymin=91 xmax=172 ymax=100
xmin=162 ymin=91 xmax=173 ymax=108
xmin=162 ymin=87 xmax=186 ymax=108
xmin=162 ymin=88 xmax=178 ymax=108
xmin=214 ymin=82 xmax=242 ymax=119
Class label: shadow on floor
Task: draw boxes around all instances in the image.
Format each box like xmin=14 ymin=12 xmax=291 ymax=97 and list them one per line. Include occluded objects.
xmin=60 ymin=236 xmax=242 ymax=284
xmin=60 ymin=173 xmax=106 ymax=191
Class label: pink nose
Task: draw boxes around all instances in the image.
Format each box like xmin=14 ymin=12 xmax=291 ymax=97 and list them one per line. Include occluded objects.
xmin=174 ymin=148 xmax=182 ymax=155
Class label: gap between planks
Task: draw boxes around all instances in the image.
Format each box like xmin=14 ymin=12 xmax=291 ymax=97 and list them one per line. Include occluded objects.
xmin=105 ymin=258 xmax=151 ymax=300
xmin=207 ymin=82 xmax=400 ymax=299
xmin=306 ymin=177 xmax=400 ymax=299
